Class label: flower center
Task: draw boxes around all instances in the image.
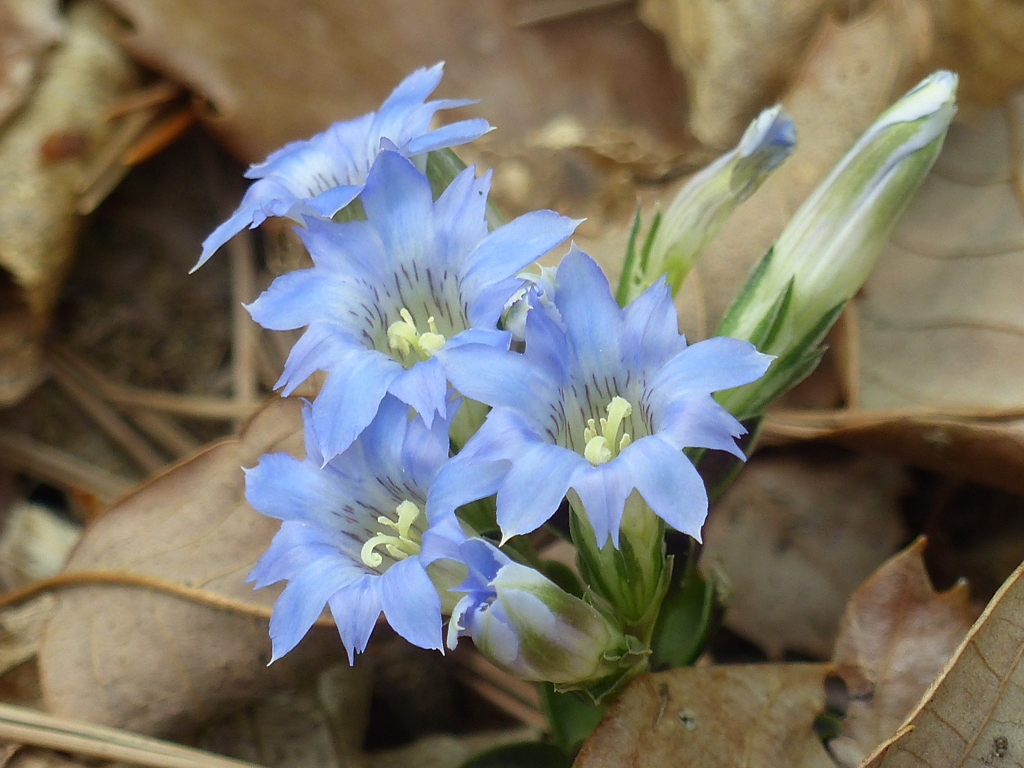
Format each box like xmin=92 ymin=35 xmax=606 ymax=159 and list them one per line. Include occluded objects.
xmin=360 ymin=500 xmax=424 ymax=568
xmin=583 ymin=396 xmax=633 ymax=466
xmin=387 ymin=308 xmax=446 ymax=364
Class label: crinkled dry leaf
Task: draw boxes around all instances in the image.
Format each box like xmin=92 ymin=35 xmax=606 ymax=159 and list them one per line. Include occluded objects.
xmin=0 ymin=0 xmax=64 ymax=128
xmin=828 ymin=537 xmax=977 ymax=768
xmin=38 ymin=397 xmax=344 ymax=738
xmin=0 ymin=1 xmax=137 ymax=404
xmin=573 ymin=663 xmax=833 ymax=768
xmin=95 ymin=0 xmax=688 ymax=163
xmin=701 ymin=447 xmax=908 ymax=660
xmin=861 ymin=548 xmax=1024 ymax=768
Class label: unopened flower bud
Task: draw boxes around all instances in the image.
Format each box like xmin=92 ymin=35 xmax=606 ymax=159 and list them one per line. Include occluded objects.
xmin=448 ymin=540 xmax=626 ymax=685
xmin=622 ymin=105 xmax=796 ymax=302
xmin=716 ymin=71 xmax=958 ymax=418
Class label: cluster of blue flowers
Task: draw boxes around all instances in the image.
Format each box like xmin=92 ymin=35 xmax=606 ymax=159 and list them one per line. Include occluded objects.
xmin=198 ymin=63 xmax=772 ymax=689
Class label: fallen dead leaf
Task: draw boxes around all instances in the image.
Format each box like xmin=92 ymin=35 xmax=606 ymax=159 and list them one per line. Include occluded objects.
xmin=37 ymin=397 xmax=345 ymax=738
xmin=641 ymin=0 xmax=1024 ymax=150
xmin=0 ymin=0 xmax=65 ymax=129
xmin=701 ymin=445 xmax=908 ymax=660
xmin=0 ymin=0 xmax=138 ymax=405
xmin=827 ymin=537 xmax=977 ymax=768
xmin=95 ymin=0 xmax=689 ymax=164
xmin=573 ymin=663 xmax=833 ymax=768
xmin=860 ymin=545 xmax=1024 ymax=768
xmin=636 ymin=0 xmax=835 ymax=148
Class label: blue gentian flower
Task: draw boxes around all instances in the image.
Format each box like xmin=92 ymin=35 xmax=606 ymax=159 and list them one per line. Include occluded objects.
xmin=447 ymin=539 xmax=624 ymax=684
xmin=432 ymin=248 xmax=773 ymax=547
xmin=245 ymin=395 xmax=467 ymax=663
xmin=246 ymin=149 xmax=579 ymax=460
xmin=194 ymin=62 xmax=492 ymax=270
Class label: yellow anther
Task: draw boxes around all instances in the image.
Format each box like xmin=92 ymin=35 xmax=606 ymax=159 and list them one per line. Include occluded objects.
xmin=582 ymin=396 xmax=634 ymax=466
xmin=360 ymin=500 xmax=424 ymax=568
xmin=387 ymin=308 xmax=447 ymax=362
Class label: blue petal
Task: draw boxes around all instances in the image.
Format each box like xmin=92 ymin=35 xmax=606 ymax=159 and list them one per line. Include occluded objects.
xmin=244 ymin=453 xmax=348 ymax=527
xmin=305 ymin=184 xmax=363 ymax=218
xmin=569 ymin=460 xmax=631 ymax=548
xmin=437 ymin=344 xmax=560 ymax=430
xmin=359 ymin=152 xmax=435 ymax=273
xmin=426 ymin=452 xmax=508 ymax=521
xmin=386 ymin=356 xmax=448 ymax=428
xmin=308 ymin=349 xmax=400 ymax=460
xmin=360 ymin=394 xmax=449 ymax=493
xmin=461 ymin=210 xmax=580 ymax=299
xmin=247 ymin=521 xmax=342 ymax=588
xmin=656 ymin=395 xmax=747 ymax=459
xmin=552 ymin=247 xmax=623 ymax=375
xmin=296 ymin=217 xmax=386 ymax=278
xmin=619 ymin=436 xmax=708 ymax=541
xmin=420 ymin=510 xmax=469 ymax=564
xmin=435 ymin=166 xmax=490 ymax=268
xmin=328 ymin=576 xmax=384 ymax=663
xmin=621 ymin=277 xmax=688 ymax=370
xmin=497 ymin=441 xmax=583 ymax=541
xmin=246 ymin=268 xmax=373 ymax=331
xmin=380 ymin=557 xmax=443 ymax=651
xmin=406 ymin=118 xmax=492 ymax=155
xmin=268 ymin=555 xmax=364 ymax=661
xmin=647 ymin=336 xmax=773 ymax=398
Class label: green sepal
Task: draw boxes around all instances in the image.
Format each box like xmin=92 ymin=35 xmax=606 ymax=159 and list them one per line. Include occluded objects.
xmin=538 ymin=683 xmax=608 ymax=757
xmin=331 ymin=197 xmax=366 ymax=223
xmin=456 ymin=497 xmax=499 ymax=539
xmin=724 ymin=299 xmax=844 ymax=421
xmin=649 ymin=543 xmax=716 ymax=670
xmin=458 ymin=741 xmax=572 ymax=768
xmin=541 ymin=559 xmax=585 ymax=599
xmin=615 ymin=204 xmax=644 ymax=307
xmin=715 ymin=245 xmax=776 ymax=338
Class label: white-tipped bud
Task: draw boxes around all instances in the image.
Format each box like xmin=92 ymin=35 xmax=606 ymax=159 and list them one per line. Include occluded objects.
xmin=625 ymin=105 xmax=796 ymax=301
xmin=716 ymin=71 xmax=958 ymax=418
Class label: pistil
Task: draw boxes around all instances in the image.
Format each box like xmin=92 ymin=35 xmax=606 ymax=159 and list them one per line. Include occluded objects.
xmin=387 ymin=308 xmax=446 ymax=363
xmin=583 ymin=396 xmax=633 ymax=466
xmin=361 ymin=500 xmax=424 ymax=567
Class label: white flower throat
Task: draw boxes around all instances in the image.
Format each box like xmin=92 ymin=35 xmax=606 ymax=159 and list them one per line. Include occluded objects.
xmin=583 ymin=396 xmax=633 ymax=466
xmin=360 ymin=500 xmax=424 ymax=567
xmin=387 ymin=308 xmax=446 ymax=363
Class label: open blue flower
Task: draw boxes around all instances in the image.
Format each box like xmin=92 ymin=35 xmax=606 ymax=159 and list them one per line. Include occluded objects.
xmin=431 ymin=247 xmax=773 ymax=547
xmin=247 ymin=149 xmax=579 ymax=460
xmin=194 ymin=62 xmax=491 ymax=270
xmin=245 ymin=395 xmax=467 ymax=663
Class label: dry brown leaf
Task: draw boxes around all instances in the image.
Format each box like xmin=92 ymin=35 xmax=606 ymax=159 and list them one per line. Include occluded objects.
xmin=701 ymin=447 xmax=909 ymax=660
xmin=860 ymin=549 xmax=1024 ymax=768
xmin=573 ymin=663 xmax=834 ymax=768
xmin=95 ymin=0 xmax=689 ymax=163
xmin=0 ymin=1 xmax=137 ymax=405
xmin=0 ymin=0 xmax=64 ymax=129
xmin=641 ymin=0 xmax=1024 ymax=150
xmin=38 ymin=397 xmax=344 ymax=738
xmin=827 ymin=537 xmax=977 ymax=768
xmin=637 ymin=0 xmax=836 ymax=148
